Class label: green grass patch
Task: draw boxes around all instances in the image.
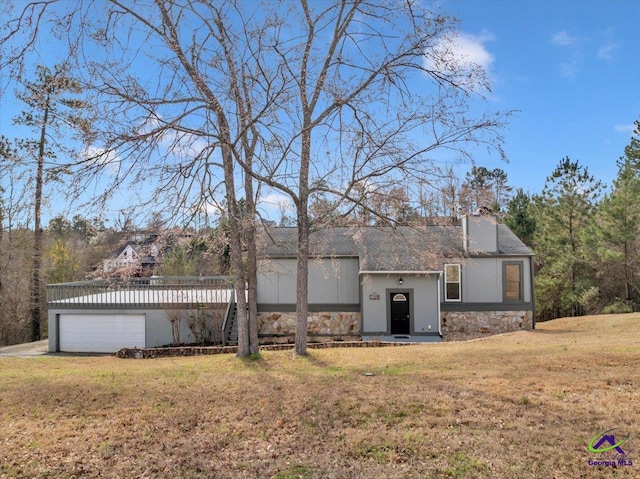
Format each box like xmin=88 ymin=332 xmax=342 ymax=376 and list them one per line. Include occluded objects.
xmin=272 ymin=465 xmax=315 ymax=479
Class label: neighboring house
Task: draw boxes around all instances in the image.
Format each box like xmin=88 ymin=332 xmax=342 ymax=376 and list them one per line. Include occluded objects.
xmin=257 ymin=214 xmax=534 ymax=341
xmin=103 ymin=231 xmax=193 ymax=276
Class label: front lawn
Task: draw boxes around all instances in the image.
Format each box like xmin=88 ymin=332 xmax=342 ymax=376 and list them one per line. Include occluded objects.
xmin=1 ymin=313 xmax=638 ymax=478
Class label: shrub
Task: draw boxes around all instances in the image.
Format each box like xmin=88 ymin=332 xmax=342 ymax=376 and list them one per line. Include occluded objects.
xmin=602 ymin=298 xmax=634 ymax=315
xmin=579 ymin=286 xmax=601 ymax=315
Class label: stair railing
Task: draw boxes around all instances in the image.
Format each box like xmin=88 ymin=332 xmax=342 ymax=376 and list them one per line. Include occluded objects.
xmin=221 ymin=289 xmax=236 ymax=346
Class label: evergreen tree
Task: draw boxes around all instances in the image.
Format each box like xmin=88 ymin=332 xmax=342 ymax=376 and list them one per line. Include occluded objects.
xmin=460 ymin=166 xmax=513 ymax=214
xmin=596 ymin=121 xmax=640 ymax=307
xmin=12 ymin=64 xmax=89 ymax=341
xmin=46 ymin=238 xmax=80 ymax=284
xmin=505 ymin=188 xmax=536 ymax=246
xmin=533 ymin=157 xmax=603 ymax=319
xmin=159 ymin=246 xmax=196 ymax=277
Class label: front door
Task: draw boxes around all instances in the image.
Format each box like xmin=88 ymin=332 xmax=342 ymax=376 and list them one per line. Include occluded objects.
xmin=390 ymin=292 xmax=411 ymax=335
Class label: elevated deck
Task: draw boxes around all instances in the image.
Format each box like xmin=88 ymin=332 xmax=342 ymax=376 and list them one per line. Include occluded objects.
xmin=47 ymin=276 xmax=234 ymax=309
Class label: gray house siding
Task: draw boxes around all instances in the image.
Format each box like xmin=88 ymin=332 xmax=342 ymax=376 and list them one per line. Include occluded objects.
xmin=257 ymin=258 xmax=296 ymax=304
xmin=464 ymin=215 xmax=498 ymax=252
xmin=257 ymin=218 xmax=535 ymax=340
xmin=257 ymin=257 xmax=361 ymax=337
xmin=450 ymin=257 xmax=533 ymax=304
xmin=255 ymin=216 xmax=535 ymax=340
xmin=48 ymin=307 xmax=225 ymax=352
xmin=257 ymin=257 xmax=359 ymax=306
xmin=361 ymin=274 xmax=440 ymax=336
xmin=439 ymin=255 xmax=534 ymax=335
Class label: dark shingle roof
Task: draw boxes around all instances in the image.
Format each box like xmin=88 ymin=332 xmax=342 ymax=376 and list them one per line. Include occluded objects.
xmin=497 ymin=224 xmax=534 ymax=255
xmin=260 ymin=223 xmax=532 ymax=272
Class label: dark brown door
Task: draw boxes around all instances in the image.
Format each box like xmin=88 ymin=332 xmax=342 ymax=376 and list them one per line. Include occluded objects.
xmin=390 ymin=292 xmax=410 ymax=335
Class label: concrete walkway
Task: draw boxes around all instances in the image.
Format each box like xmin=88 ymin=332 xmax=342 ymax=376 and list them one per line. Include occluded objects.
xmin=0 ymin=339 xmax=48 ymax=357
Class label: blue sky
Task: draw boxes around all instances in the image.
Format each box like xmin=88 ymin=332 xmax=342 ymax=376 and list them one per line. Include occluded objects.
xmin=440 ymin=0 xmax=640 ymax=193
xmin=1 ymin=0 xmax=638 ymax=226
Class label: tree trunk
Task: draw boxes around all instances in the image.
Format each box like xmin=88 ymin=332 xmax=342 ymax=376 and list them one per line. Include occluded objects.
xmin=218 ymin=122 xmax=248 ymax=356
xmin=623 ymin=240 xmax=631 ymax=301
xmin=222 ymin=157 xmax=249 ymax=357
xmin=294 ymin=123 xmax=310 ymax=355
xmin=295 ymin=210 xmax=310 ymax=356
xmin=30 ymin=102 xmax=49 ymax=342
xmin=244 ymin=171 xmax=259 ymax=354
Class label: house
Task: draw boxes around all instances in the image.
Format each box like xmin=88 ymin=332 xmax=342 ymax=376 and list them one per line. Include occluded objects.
xmin=102 ymin=231 xmax=194 ymax=276
xmin=46 ymin=214 xmax=533 ymax=353
xmin=256 ymin=214 xmax=534 ymax=341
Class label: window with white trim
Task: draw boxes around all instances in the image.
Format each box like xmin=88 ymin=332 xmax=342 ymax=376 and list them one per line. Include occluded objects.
xmin=444 ymin=264 xmax=461 ymax=301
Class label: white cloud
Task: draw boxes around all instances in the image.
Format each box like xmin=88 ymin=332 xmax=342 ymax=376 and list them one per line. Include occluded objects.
xmin=160 ymin=130 xmax=210 ymax=162
xmin=82 ymin=146 xmax=121 ymax=174
xmin=202 ymin=201 xmax=224 ymax=216
xmin=597 ymin=41 xmax=619 ymax=60
xmin=559 ymin=58 xmax=580 ymax=79
xmin=424 ymin=30 xmax=495 ymax=93
xmin=550 ymin=30 xmax=585 ymax=79
xmin=614 ymin=124 xmax=634 ymax=133
xmin=450 ymin=31 xmax=495 ymax=70
xmin=551 ymin=30 xmax=579 ymax=46
xmin=137 ymin=113 xmax=210 ymax=162
xmin=260 ymin=192 xmax=293 ymax=210
xmin=257 ymin=192 xmax=294 ymax=222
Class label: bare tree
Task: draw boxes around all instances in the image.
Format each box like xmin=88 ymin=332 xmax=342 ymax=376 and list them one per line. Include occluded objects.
xmin=2 ymin=0 xmax=510 ymax=355
xmin=66 ymin=0 xmax=286 ymax=356
xmin=0 ymin=156 xmax=33 ymax=345
xmin=225 ymin=0 xmax=510 ymax=354
xmin=0 ymin=1 xmax=265 ymax=355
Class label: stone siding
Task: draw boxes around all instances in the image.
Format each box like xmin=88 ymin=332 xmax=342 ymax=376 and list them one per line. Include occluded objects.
xmin=258 ymin=311 xmax=361 ymax=336
xmin=441 ymin=310 xmax=533 ymax=335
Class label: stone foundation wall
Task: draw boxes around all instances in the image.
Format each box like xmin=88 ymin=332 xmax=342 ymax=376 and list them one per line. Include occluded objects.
xmin=441 ymin=310 xmax=533 ymax=335
xmin=258 ymin=311 xmax=361 ymax=336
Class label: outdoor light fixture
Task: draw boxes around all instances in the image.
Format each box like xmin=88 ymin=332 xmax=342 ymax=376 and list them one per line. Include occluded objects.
xmin=398 ymin=277 xmax=404 ymax=285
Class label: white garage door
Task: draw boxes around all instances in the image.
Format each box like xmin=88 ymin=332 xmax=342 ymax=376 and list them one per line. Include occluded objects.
xmin=59 ymin=314 xmax=146 ymax=353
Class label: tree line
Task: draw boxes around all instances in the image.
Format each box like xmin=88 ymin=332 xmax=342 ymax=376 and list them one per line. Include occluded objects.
xmin=507 ymin=122 xmax=640 ymax=321
xmin=0 ymin=1 xmax=636 ymax=354
xmin=3 ymin=121 xmax=638 ymax=348
xmin=0 ymin=210 xmax=231 ymax=346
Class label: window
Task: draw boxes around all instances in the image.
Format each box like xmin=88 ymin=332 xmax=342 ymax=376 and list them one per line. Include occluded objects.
xmin=444 ymin=264 xmax=461 ymax=301
xmin=504 ymin=262 xmax=523 ymax=302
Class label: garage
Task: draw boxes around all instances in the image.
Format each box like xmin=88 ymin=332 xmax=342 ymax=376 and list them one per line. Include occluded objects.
xmin=58 ymin=314 xmax=146 ymax=353
xmin=47 ymin=277 xmax=234 ymax=353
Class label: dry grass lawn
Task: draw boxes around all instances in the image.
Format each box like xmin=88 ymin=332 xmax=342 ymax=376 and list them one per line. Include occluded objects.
xmin=1 ymin=313 xmax=639 ymax=478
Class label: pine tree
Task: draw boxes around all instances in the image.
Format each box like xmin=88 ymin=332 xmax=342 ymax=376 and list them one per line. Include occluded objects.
xmin=505 ymin=188 xmax=536 ymax=246
xmin=13 ymin=65 xmax=89 ymax=341
xmin=596 ymin=121 xmax=640 ymax=307
xmin=533 ymin=158 xmax=602 ymax=319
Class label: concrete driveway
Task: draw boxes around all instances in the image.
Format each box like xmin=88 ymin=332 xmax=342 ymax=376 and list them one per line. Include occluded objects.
xmin=0 ymin=339 xmax=48 ymax=357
